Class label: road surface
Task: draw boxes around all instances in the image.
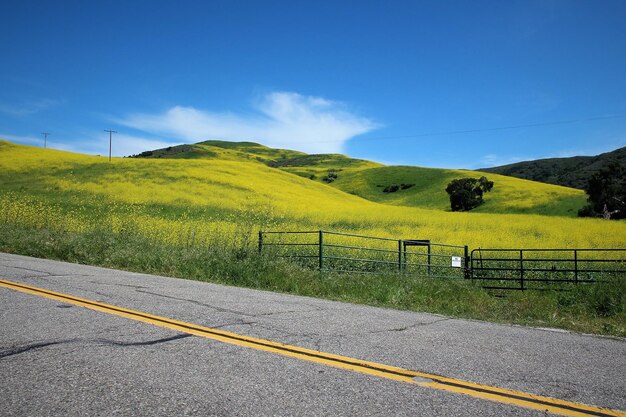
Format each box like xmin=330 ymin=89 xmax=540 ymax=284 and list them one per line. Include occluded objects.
xmin=1 ymin=252 xmax=624 ymax=416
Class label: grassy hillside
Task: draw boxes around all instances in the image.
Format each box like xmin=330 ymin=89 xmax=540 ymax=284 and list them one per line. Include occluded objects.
xmin=332 ymin=166 xmax=585 ymax=216
xmin=130 ymin=140 xmax=306 ymax=162
xmin=135 ymin=140 xmax=587 ymax=217
xmin=2 ymin=140 xmax=625 ymax=337
xmin=1 ymin=140 xmax=623 ymax=249
xmin=133 ymin=140 xmax=381 ymax=181
xmin=479 ymin=146 xmax=626 ymax=189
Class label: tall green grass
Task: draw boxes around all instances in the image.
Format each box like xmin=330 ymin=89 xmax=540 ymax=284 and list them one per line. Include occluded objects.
xmin=1 ymin=221 xmax=623 ymax=337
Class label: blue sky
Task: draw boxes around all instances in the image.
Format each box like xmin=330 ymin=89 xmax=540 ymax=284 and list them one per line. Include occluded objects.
xmin=1 ymin=0 xmax=625 ymax=168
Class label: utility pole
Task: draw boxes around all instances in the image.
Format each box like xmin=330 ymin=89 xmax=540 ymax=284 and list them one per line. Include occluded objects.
xmin=41 ymin=132 xmax=50 ymax=149
xmin=104 ymin=129 xmax=117 ymax=162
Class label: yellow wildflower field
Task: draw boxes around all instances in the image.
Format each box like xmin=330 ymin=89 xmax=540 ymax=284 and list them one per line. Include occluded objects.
xmin=1 ymin=140 xmax=625 ymax=250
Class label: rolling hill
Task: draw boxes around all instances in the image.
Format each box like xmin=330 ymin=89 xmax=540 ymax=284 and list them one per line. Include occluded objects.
xmin=1 ymin=139 xmax=625 ymax=251
xmin=136 ymin=140 xmax=587 ymax=217
xmin=479 ymin=146 xmax=626 ymax=190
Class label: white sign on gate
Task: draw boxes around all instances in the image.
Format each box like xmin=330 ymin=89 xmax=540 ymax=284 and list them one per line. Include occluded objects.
xmin=451 ymin=256 xmax=462 ymax=268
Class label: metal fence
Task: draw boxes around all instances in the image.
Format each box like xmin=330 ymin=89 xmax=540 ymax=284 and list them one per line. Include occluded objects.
xmin=470 ymin=248 xmax=626 ymax=291
xmin=259 ymin=230 xmax=626 ymax=291
xmin=258 ymin=230 xmax=469 ymax=279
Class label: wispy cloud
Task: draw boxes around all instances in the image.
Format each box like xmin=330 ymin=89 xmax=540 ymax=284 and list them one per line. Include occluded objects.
xmin=0 ymin=98 xmax=65 ymax=117
xmin=477 ymin=154 xmax=526 ymax=168
xmin=0 ymin=133 xmax=45 ymax=147
xmin=477 ymin=140 xmax=626 ymax=169
xmin=553 ymin=142 xmax=626 ymax=158
xmin=117 ymin=91 xmax=379 ymax=154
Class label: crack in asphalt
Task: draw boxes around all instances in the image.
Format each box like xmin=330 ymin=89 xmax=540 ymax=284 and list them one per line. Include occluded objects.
xmin=0 ymin=334 xmax=191 ymax=359
xmin=0 ymin=341 xmax=67 ymax=359
xmin=43 ymin=274 xmax=94 ymax=279
xmin=136 ymin=289 xmax=324 ymax=318
xmin=89 ymin=280 xmax=149 ymax=290
xmin=2 ymin=265 xmax=54 ymax=275
xmin=212 ymin=320 xmax=258 ymax=329
xmin=136 ymin=289 xmax=256 ymax=316
xmin=366 ymin=318 xmax=451 ymax=334
xmin=99 ymin=333 xmax=191 ymax=347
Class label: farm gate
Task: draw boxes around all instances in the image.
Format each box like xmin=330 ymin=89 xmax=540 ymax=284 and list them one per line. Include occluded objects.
xmin=470 ymin=248 xmax=626 ymax=291
xmin=258 ymin=230 xmax=626 ymax=291
xmin=258 ymin=230 xmax=469 ymax=279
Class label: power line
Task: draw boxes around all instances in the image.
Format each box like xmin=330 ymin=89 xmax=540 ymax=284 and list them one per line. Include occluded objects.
xmin=104 ymin=129 xmax=117 ymax=162
xmin=314 ymin=112 xmax=626 ymax=144
xmin=41 ymin=132 xmax=50 ymax=148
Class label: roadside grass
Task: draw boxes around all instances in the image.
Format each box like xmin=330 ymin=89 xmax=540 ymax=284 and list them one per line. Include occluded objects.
xmin=1 ymin=222 xmax=623 ymax=337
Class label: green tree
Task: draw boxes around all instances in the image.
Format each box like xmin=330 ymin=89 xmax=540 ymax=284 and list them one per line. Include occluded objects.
xmin=578 ymin=162 xmax=626 ymax=220
xmin=445 ymin=176 xmax=494 ymax=212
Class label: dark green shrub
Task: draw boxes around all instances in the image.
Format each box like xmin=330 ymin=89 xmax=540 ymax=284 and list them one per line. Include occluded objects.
xmin=323 ymin=170 xmax=338 ymax=183
xmin=445 ymin=176 xmax=494 ymax=211
xmin=383 ymin=184 xmax=400 ymax=193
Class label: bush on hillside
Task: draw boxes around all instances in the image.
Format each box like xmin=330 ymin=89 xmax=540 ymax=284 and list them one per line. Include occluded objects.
xmin=578 ymin=162 xmax=626 ymax=220
xmin=445 ymin=176 xmax=494 ymax=211
xmin=382 ymin=183 xmax=415 ymax=193
xmin=323 ymin=170 xmax=338 ymax=183
xmin=383 ymin=184 xmax=400 ymax=193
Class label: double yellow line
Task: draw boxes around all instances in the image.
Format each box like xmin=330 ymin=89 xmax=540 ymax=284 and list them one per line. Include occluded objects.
xmin=1 ymin=278 xmax=623 ymax=417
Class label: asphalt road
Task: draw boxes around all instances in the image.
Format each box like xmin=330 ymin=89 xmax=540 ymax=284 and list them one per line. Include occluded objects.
xmin=1 ymin=252 xmax=624 ymax=416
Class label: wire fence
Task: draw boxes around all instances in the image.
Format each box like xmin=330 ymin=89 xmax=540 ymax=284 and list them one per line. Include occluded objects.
xmin=259 ymin=230 xmax=469 ymax=278
xmin=259 ymin=230 xmax=626 ymax=291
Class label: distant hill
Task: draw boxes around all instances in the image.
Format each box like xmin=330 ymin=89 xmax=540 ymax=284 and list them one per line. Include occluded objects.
xmin=130 ymin=140 xmax=382 ymax=182
xmin=131 ymin=139 xmax=586 ymax=217
xmin=479 ymin=147 xmax=626 ymax=190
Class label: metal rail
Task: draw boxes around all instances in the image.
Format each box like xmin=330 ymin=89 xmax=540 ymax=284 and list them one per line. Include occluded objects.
xmin=259 ymin=231 xmax=625 ymax=291
xmin=470 ymin=248 xmax=626 ymax=291
xmin=259 ymin=230 xmax=469 ymax=278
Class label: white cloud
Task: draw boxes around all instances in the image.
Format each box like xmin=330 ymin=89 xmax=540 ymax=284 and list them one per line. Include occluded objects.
xmin=0 ymin=98 xmax=64 ymax=117
xmin=117 ymin=91 xmax=379 ymax=154
xmin=477 ymin=154 xmax=525 ymax=168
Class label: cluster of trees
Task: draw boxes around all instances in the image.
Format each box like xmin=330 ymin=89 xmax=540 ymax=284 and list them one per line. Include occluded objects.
xmin=578 ymin=163 xmax=625 ymax=220
xmin=445 ymin=176 xmax=494 ymax=211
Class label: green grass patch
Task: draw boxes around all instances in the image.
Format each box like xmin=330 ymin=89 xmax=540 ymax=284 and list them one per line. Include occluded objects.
xmin=1 ymin=222 xmax=623 ymax=338
xmin=332 ymin=165 xmax=586 ymax=216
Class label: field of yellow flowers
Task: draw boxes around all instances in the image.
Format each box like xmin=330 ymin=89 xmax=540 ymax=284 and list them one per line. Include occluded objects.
xmin=1 ymin=139 xmax=625 ymax=250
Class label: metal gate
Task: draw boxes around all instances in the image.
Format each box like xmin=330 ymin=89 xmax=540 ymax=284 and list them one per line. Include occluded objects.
xmin=470 ymin=248 xmax=626 ymax=290
xmin=258 ymin=230 xmax=469 ymax=278
xmin=259 ymin=230 xmax=626 ymax=290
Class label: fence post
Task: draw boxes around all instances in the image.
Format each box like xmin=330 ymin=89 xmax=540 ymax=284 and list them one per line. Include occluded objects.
xmin=318 ymin=230 xmax=324 ymax=271
xmin=574 ymin=250 xmax=578 ymax=284
xmin=464 ymin=245 xmax=470 ymax=280
xmin=519 ymin=250 xmax=524 ymax=291
xmin=398 ymin=240 xmax=403 ymax=272
xmin=258 ymin=231 xmax=263 ymax=253
xmin=427 ymin=242 xmax=432 ymax=276
xmin=403 ymin=242 xmax=407 ymax=271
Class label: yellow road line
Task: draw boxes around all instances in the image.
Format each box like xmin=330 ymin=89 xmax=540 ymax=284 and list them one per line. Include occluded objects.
xmin=1 ymin=278 xmax=623 ymax=417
